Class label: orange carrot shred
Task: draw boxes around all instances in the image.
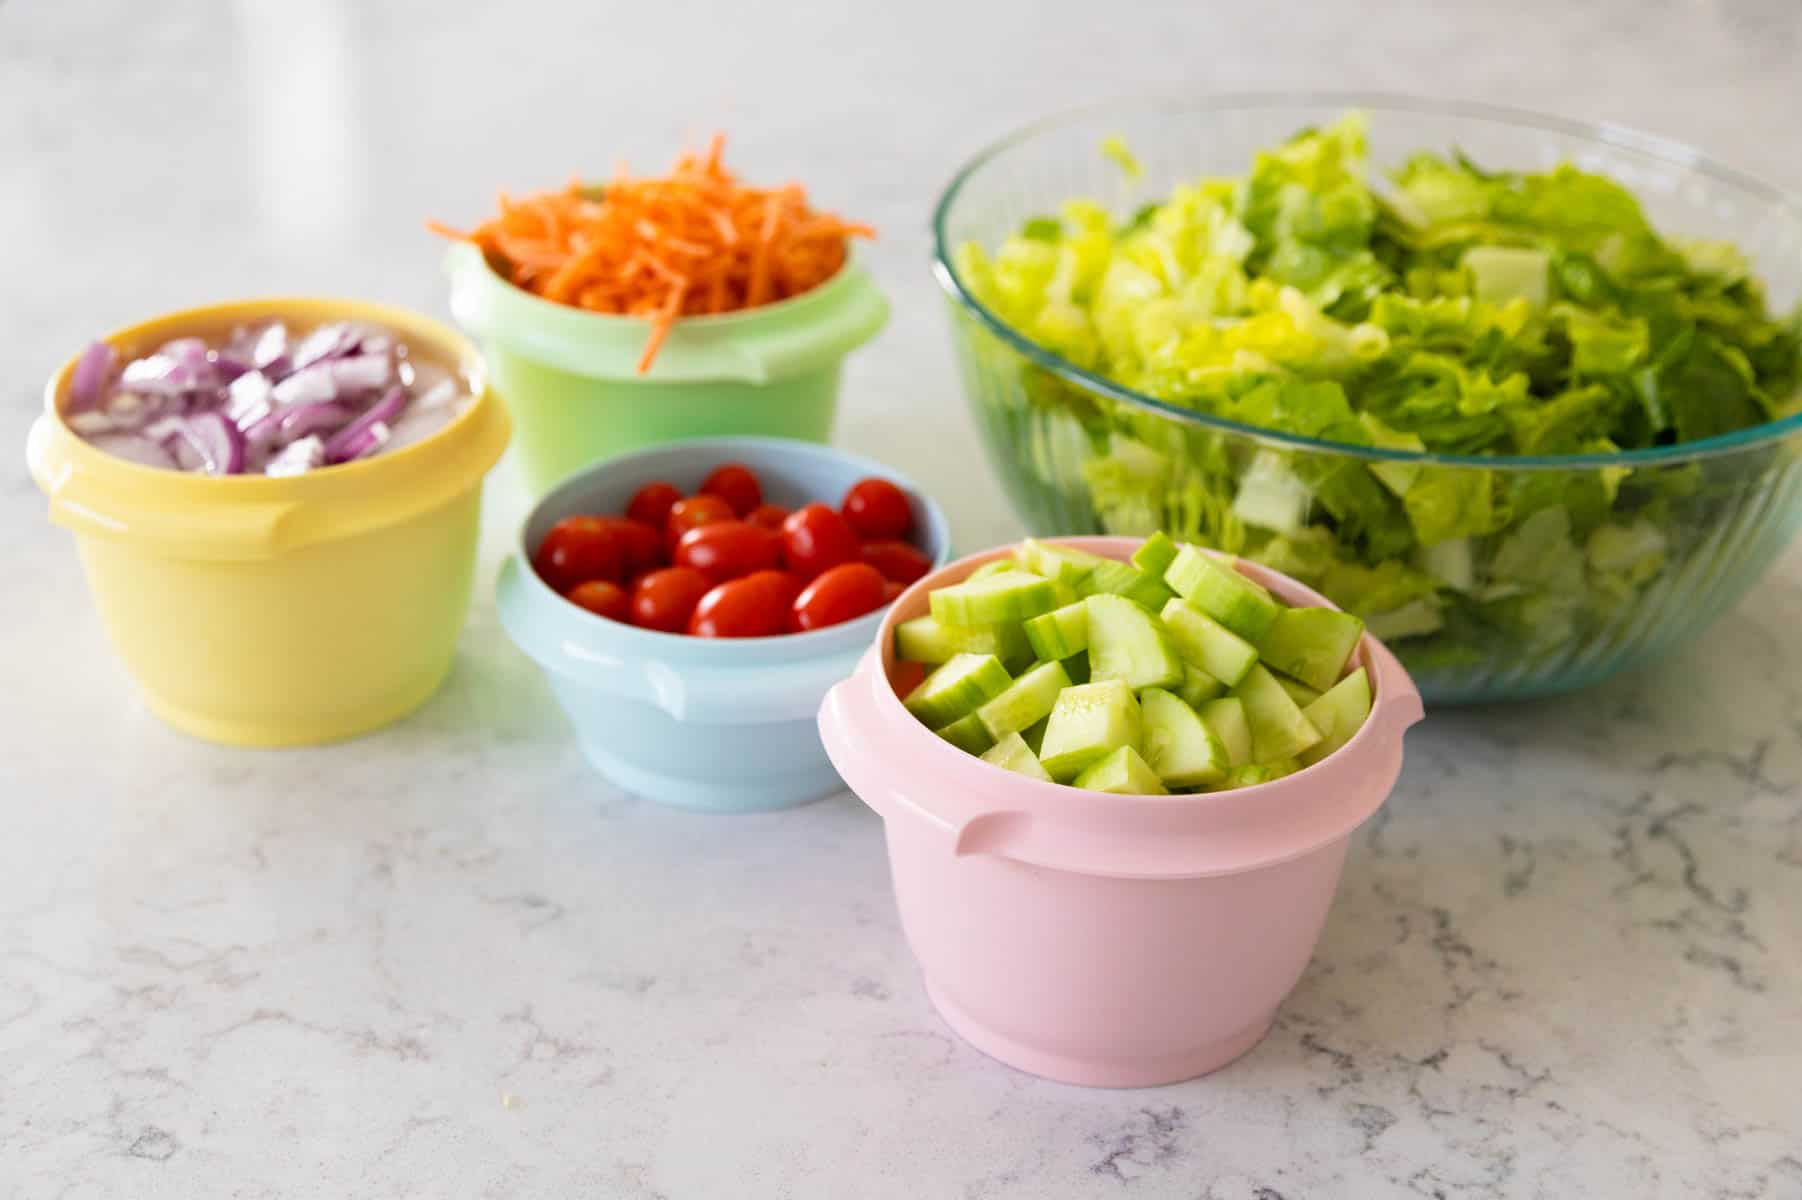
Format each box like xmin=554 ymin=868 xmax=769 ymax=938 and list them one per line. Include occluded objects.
xmin=428 ymin=137 xmax=872 ymax=373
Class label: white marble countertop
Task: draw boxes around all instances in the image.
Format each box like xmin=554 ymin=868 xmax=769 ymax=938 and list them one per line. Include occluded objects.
xmin=6 ymin=2 xmax=1802 ymax=1196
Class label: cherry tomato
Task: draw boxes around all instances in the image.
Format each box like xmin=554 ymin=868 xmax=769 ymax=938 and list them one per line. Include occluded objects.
xmin=699 ymin=462 xmax=764 ymax=517
xmin=565 ymin=579 xmax=629 ymax=622
xmin=780 ymin=502 xmax=860 ymax=580
xmin=626 ymin=480 xmax=683 ymax=530
xmin=860 ymin=539 xmax=932 ymax=585
xmin=883 ymin=579 xmax=904 ymax=603
xmin=842 ymin=477 xmax=913 ymax=541
xmin=674 ymin=520 xmax=781 ymax=581
xmin=746 ymin=503 xmax=790 ymax=533
xmin=688 ymin=570 xmax=803 ymax=638
xmin=792 ymin=562 xmax=889 ymax=631
xmin=628 ymin=567 xmax=713 ymax=633
xmin=664 ymin=494 xmax=736 ymax=553
xmin=534 ymin=516 xmax=621 ymax=591
xmin=596 ymin=516 xmax=663 ymax=574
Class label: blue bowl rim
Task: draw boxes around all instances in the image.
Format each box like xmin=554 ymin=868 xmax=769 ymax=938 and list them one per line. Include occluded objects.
xmin=505 ymin=434 xmax=954 ymax=664
xmin=931 ymin=90 xmax=1802 ymax=472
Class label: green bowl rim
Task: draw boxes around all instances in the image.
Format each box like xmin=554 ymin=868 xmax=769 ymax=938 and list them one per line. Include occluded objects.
xmin=931 ymin=90 xmax=1802 ymax=472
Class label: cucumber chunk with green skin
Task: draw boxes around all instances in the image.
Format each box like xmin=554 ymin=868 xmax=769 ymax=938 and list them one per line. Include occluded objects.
xmin=1275 ymin=672 xmax=1322 ymax=707
xmin=977 ymin=660 xmax=1073 ymax=740
xmin=1039 ymin=679 xmax=1142 ymax=782
xmin=1178 ymin=663 xmax=1225 ymax=708
xmin=1079 ymin=560 xmax=1177 ymax=613
xmin=895 ymin=616 xmax=1031 ymax=669
xmin=1139 ymin=687 xmax=1229 ymax=787
xmin=929 ymin=571 xmax=1061 ymax=626
xmin=1015 ymin=539 xmax=1109 ymax=584
xmin=935 ymin=712 xmax=995 ymax=755
xmin=980 ymin=732 xmax=1055 ymax=782
xmin=1197 ymin=697 xmax=1253 ymax=767
xmin=1024 ymin=603 xmax=1089 ymax=661
xmin=1299 ymin=667 xmax=1373 ymax=766
xmin=965 ymin=560 xmax=1016 ymax=583
xmin=1159 ymin=598 xmax=1259 ymax=686
xmin=1086 ymin=594 xmax=1184 ymax=690
xmin=904 ymin=653 xmax=1013 ymax=729
xmin=1232 ymin=664 xmax=1323 ymax=763
xmin=1255 ymin=607 xmax=1365 ymax=692
xmin=1164 ymin=547 xmax=1280 ymax=641
xmin=1130 ymin=532 xmax=1180 ymax=578
xmin=1072 ymin=745 xmax=1167 ymax=795
xmin=1215 ymin=759 xmax=1300 ymax=790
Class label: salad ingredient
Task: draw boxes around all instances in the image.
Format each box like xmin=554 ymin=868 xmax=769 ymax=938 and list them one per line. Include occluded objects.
xmin=68 ymin=320 xmax=469 ymax=476
xmin=780 ymin=503 xmax=860 ymax=579
xmin=689 ymin=570 xmax=802 ymax=638
xmin=627 ymin=481 xmax=683 ymax=530
xmin=842 ymin=477 xmax=914 ymax=540
xmin=538 ymin=468 xmax=927 ymax=636
xmin=429 ymin=135 xmax=876 ymax=372
xmin=674 ymin=521 xmax=781 ymax=581
xmin=954 ymin=113 xmax=1802 ymax=685
xmin=699 ymin=463 xmax=763 ymax=517
xmin=630 ymin=567 xmax=714 ymax=632
xmin=980 ymin=732 xmax=1056 ymax=781
xmin=535 ymin=516 xmax=623 ymax=592
xmin=859 ymin=539 xmax=933 ymax=585
xmin=747 ymin=503 xmax=791 ymax=532
xmin=896 ymin=538 xmax=1372 ymax=792
xmin=793 ymin=562 xmax=889 ymax=631
xmin=566 ymin=580 xmax=630 ymax=621
xmin=665 ymin=494 xmax=737 ymax=552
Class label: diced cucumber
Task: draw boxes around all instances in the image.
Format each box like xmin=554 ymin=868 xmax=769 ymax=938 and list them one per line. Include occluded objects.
xmin=904 ymin=653 xmax=1013 ymax=729
xmin=1232 ymin=664 xmax=1323 ymax=763
xmin=1086 ymin=594 xmax=1184 ymax=690
xmin=930 ymin=570 xmax=1061 ymax=626
xmin=935 ymin=712 xmax=995 ymax=755
xmin=1255 ymin=607 xmax=1364 ymax=692
xmin=1216 ymin=759 xmax=1300 ymax=789
xmin=1072 ymin=745 xmax=1167 ymax=795
xmin=1039 ymin=679 xmax=1142 ymax=782
xmin=1138 ymin=687 xmax=1229 ymax=787
xmin=1130 ymin=531 xmax=1180 ymax=578
xmin=966 ymin=561 xmax=1015 ymax=583
xmin=1299 ymin=667 xmax=1373 ymax=766
xmin=1050 ymin=579 xmax=1080 ymax=607
xmin=1024 ymin=602 xmax=1088 ymax=661
xmin=1159 ymin=598 xmax=1258 ymax=687
xmin=1079 ymin=559 xmax=1177 ymax=613
xmin=895 ymin=615 xmax=1031 ymax=669
xmin=980 ymin=732 xmax=1054 ymax=782
xmin=1178 ymin=663 xmax=1225 ymax=708
xmin=1275 ymin=672 xmax=1321 ymax=707
xmin=1197 ymin=697 xmax=1252 ymax=767
xmin=1015 ymin=539 xmax=1109 ymax=584
xmin=977 ymin=660 xmax=1072 ymax=740
xmin=1164 ymin=547 xmax=1280 ymax=641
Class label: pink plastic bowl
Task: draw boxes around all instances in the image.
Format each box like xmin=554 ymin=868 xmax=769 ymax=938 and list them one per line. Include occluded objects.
xmin=818 ymin=537 xmax=1424 ymax=1087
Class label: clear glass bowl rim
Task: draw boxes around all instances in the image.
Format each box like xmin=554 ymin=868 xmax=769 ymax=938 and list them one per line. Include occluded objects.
xmin=931 ymin=90 xmax=1802 ymax=472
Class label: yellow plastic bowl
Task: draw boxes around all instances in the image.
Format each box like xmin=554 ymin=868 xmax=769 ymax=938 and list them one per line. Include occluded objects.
xmin=26 ymin=298 xmax=512 ymax=747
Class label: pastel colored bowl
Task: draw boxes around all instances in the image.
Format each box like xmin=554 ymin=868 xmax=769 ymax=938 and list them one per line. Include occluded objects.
xmin=25 ymin=297 xmax=512 ymax=747
xmin=496 ymin=436 xmax=951 ymax=812
xmin=445 ymin=245 xmax=889 ymax=497
xmin=818 ymin=537 xmax=1424 ymax=1087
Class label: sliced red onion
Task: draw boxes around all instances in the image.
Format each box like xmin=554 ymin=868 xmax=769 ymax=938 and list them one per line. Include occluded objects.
xmin=289 ymin=322 xmax=364 ymax=371
xmin=89 ymin=432 xmax=177 ymax=470
xmin=68 ymin=343 xmax=116 ymax=411
xmin=265 ymin=435 xmax=326 ymax=477
xmin=210 ymin=353 xmax=251 ymax=382
xmin=324 ymin=386 xmax=407 ymax=464
xmin=227 ymin=370 xmax=275 ymax=426
xmin=150 ymin=413 xmax=245 ymax=475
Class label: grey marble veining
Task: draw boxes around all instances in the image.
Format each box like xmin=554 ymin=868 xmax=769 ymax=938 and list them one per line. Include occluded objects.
xmin=4 ymin=1 xmax=1802 ymax=1196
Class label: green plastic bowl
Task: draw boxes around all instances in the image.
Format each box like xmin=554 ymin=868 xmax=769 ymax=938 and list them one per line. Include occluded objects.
xmin=445 ymin=243 xmax=889 ymax=497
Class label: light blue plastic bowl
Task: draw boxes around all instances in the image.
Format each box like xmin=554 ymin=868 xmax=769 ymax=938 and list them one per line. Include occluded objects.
xmin=497 ymin=436 xmax=953 ymax=812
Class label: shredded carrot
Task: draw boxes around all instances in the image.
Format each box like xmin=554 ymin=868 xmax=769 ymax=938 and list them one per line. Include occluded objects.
xmin=429 ymin=137 xmax=875 ymax=372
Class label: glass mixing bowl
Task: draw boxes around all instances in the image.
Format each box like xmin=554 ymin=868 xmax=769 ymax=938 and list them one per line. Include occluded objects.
xmin=932 ymin=94 xmax=1802 ymax=703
